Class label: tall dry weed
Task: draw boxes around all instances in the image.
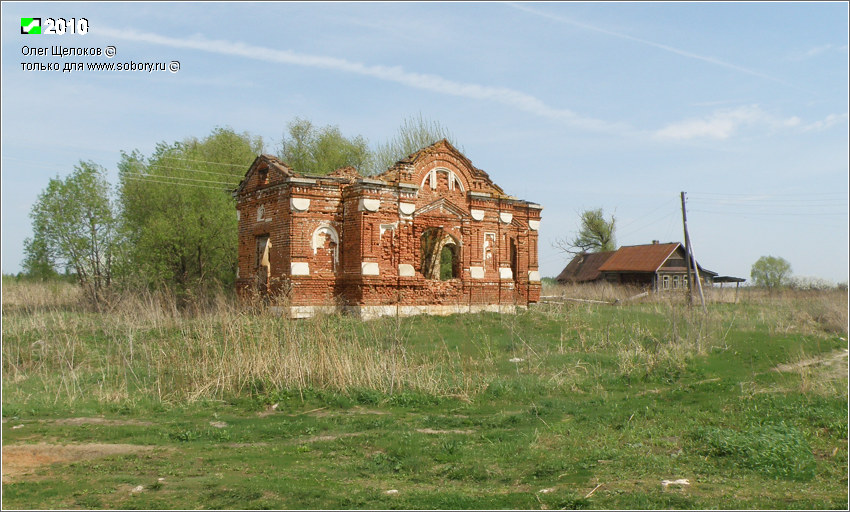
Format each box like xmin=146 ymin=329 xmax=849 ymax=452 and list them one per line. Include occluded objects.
xmin=2 ymin=280 xmax=489 ymax=405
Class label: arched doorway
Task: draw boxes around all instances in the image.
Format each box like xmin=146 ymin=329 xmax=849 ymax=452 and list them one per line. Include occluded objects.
xmin=420 ymin=228 xmax=460 ymax=280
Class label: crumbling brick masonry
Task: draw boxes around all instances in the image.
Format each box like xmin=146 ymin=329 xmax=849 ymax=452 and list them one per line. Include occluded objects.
xmin=235 ymin=139 xmax=542 ymax=319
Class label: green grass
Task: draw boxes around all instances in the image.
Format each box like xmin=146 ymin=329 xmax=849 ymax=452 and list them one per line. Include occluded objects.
xmin=2 ymin=282 xmax=847 ymax=509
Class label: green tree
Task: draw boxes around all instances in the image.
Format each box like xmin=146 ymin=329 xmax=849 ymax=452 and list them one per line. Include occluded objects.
xmin=21 ymin=234 xmax=58 ymax=280
xmin=118 ymin=127 xmax=263 ymax=295
xmin=371 ymin=113 xmax=458 ymax=175
xmin=279 ymin=118 xmax=372 ymax=175
xmin=556 ymin=208 xmax=616 ymax=255
xmin=25 ymin=161 xmax=117 ymax=306
xmin=750 ymin=255 xmax=792 ymax=289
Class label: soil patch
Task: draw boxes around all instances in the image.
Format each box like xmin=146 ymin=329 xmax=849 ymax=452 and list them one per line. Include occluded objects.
xmin=299 ymin=432 xmax=364 ymax=444
xmin=2 ymin=443 xmax=158 ymax=483
xmin=416 ymin=428 xmax=475 ymax=434
xmin=773 ymin=349 xmax=849 ymax=380
xmin=48 ymin=417 xmax=154 ymax=426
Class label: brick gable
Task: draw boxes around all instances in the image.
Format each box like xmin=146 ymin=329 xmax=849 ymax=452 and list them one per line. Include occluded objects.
xmin=235 ymin=140 xmax=542 ymax=319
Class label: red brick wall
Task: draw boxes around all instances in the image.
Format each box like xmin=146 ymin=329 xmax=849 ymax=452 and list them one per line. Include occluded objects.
xmin=236 ymin=143 xmax=542 ymax=310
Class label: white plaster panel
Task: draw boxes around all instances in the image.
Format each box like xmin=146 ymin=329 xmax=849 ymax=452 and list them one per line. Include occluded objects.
xmin=470 ymin=209 xmax=485 ymax=221
xmin=359 ymin=198 xmax=381 ymax=212
xmin=290 ymin=197 xmax=310 ymax=212
xmin=499 ymin=267 xmax=513 ymax=280
xmin=399 ymin=202 xmax=416 ymax=216
xmin=528 ymin=271 xmax=541 ymax=282
xmin=499 ymin=212 xmax=513 ymax=224
xmin=398 ymin=264 xmax=415 ymax=277
xmin=528 ymin=220 xmax=540 ymax=231
xmin=361 ymin=262 xmax=380 ymax=275
xmin=469 ymin=266 xmax=485 ymax=279
xmin=291 ymin=262 xmax=310 ymax=276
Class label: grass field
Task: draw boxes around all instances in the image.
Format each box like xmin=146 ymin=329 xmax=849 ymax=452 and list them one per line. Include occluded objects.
xmin=2 ymin=279 xmax=847 ymax=509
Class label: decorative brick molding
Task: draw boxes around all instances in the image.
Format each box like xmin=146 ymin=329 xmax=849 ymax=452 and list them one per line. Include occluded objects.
xmin=235 ymin=139 xmax=542 ymax=317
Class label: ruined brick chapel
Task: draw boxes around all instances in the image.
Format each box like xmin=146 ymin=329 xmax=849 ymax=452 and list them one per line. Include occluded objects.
xmin=235 ymin=139 xmax=542 ymax=319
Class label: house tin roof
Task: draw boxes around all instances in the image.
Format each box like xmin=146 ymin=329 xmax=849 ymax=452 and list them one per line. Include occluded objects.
xmin=597 ymin=243 xmax=681 ymax=273
xmin=556 ymin=251 xmax=615 ymax=282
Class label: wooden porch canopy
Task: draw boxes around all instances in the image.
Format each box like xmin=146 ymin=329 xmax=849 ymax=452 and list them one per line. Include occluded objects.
xmin=713 ymin=276 xmax=746 ymax=284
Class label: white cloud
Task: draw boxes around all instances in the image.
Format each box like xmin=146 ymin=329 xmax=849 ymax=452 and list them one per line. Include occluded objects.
xmin=788 ymin=44 xmax=844 ymax=61
xmin=96 ymin=27 xmax=629 ymax=135
xmin=654 ymin=105 xmax=801 ymax=140
xmin=508 ymin=3 xmax=791 ymax=86
xmin=802 ymin=113 xmax=849 ymax=132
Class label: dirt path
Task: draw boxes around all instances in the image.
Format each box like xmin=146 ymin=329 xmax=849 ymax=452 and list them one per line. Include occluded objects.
xmin=773 ymin=348 xmax=849 ymax=379
xmin=2 ymin=443 xmax=158 ymax=483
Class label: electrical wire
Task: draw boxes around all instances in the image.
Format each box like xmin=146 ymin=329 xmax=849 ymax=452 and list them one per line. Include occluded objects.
xmin=160 ymin=155 xmax=255 ymax=168
xmin=123 ymin=175 xmax=233 ymax=191
xmin=145 ymin=163 xmax=244 ymax=178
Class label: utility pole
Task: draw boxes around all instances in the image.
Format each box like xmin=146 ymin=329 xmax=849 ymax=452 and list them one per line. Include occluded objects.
xmin=681 ymin=192 xmax=706 ymax=313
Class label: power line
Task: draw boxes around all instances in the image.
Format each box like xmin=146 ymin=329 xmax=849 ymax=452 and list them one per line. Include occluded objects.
xmin=126 ymin=173 xmax=236 ymax=186
xmin=618 ymin=209 xmax=678 ymax=240
xmin=133 ymin=174 xmax=236 ymax=188
xmin=690 ymin=209 xmax=847 ymax=217
xmin=146 ymin=163 xmax=243 ymax=178
xmin=689 ymin=191 xmax=846 ymax=198
xmin=690 ymin=200 xmax=847 ymax=208
xmin=616 ymin=198 xmax=678 ymax=231
xmin=123 ymin=175 xmax=233 ymax=191
xmin=160 ymin=155 xmax=255 ymax=168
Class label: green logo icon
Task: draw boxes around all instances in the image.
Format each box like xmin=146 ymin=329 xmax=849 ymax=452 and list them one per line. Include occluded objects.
xmin=21 ymin=18 xmax=41 ymax=34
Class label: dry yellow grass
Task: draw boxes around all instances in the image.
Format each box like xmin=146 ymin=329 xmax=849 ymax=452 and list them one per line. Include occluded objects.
xmin=3 ymin=279 xmax=846 ymax=406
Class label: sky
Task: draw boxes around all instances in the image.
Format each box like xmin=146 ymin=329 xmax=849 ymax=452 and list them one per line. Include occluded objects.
xmin=2 ymin=1 xmax=848 ymax=284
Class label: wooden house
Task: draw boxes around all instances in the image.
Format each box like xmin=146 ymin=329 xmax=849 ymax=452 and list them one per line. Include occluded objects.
xmin=557 ymin=241 xmax=716 ymax=291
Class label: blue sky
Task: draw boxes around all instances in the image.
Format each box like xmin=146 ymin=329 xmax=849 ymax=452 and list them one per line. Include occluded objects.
xmin=2 ymin=1 xmax=848 ymax=283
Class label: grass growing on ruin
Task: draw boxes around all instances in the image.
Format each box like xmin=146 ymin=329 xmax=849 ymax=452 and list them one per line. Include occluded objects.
xmin=2 ymin=278 xmax=848 ymax=509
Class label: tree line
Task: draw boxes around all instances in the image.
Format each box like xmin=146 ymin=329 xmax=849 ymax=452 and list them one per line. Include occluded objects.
xmin=22 ymin=115 xmax=456 ymax=307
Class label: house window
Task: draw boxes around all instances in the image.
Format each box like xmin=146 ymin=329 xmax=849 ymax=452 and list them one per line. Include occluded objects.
xmin=673 ymin=275 xmax=679 ymax=289
xmin=683 ymin=275 xmax=688 ymax=288
xmin=662 ymin=275 xmax=670 ymax=289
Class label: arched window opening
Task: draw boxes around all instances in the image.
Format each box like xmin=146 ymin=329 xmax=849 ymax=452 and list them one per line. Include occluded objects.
xmin=419 ymin=168 xmax=466 ymax=193
xmin=439 ymin=243 xmax=459 ymax=281
xmin=311 ymin=225 xmax=340 ymax=273
xmin=256 ymin=235 xmax=271 ymax=291
xmin=420 ymin=228 xmax=460 ymax=280
xmin=509 ymin=237 xmax=518 ymax=282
